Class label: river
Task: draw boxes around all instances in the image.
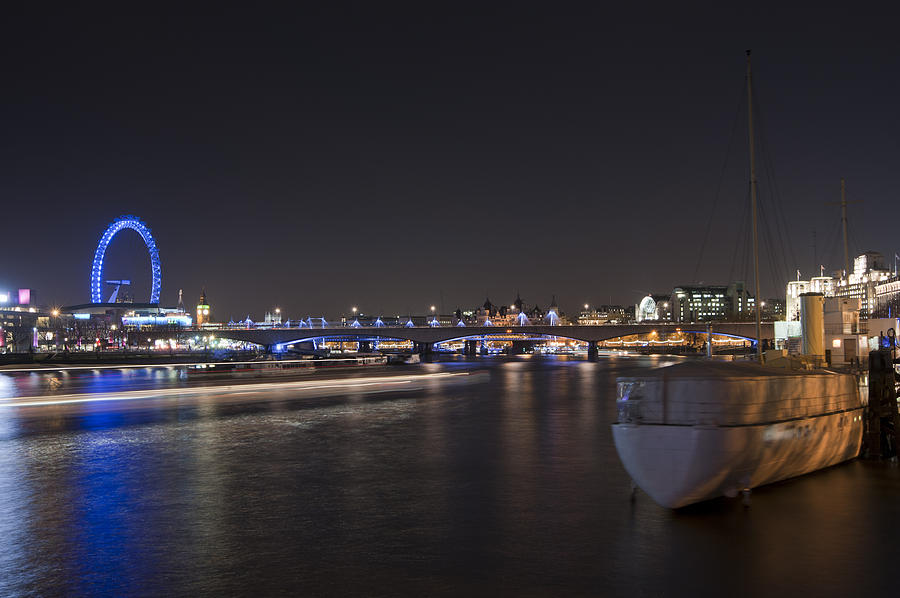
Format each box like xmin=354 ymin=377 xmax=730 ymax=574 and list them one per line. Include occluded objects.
xmin=0 ymin=356 xmax=897 ymax=596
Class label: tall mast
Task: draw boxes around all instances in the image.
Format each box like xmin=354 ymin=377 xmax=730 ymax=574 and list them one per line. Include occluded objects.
xmin=746 ymin=50 xmax=762 ymax=362
xmin=841 ymin=178 xmax=850 ymax=277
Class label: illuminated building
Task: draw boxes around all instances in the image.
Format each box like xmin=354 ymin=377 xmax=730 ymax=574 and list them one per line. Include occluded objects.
xmin=197 ymin=289 xmax=210 ymax=326
xmin=264 ymin=309 xmax=282 ymax=326
xmin=671 ymin=286 xmax=729 ymax=322
xmin=786 ymin=278 xmax=809 ymax=321
xmin=671 ymin=283 xmax=755 ymax=323
xmin=635 ymin=295 xmax=658 ymax=322
xmin=0 ymin=288 xmax=33 ymax=307
xmin=761 ymin=298 xmax=785 ymax=321
xmin=578 ymin=307 xmax=604 ymax=325
xmin=726 ymin=281 xmax=755 ymax=319
xmin=874 ymin=279 xmax=900 ymax=318
xmin=833 ymin=252 xmax=893 ymax=319
xmin=786 ymin=252 xmax=895 ymax=321
xmin=0 ymin=305 xmax=40 ymax=352
xmin=634 ymin=295 xmax=673 ymax=323
xmin=600 ymin=305 xmax=627 ymax=324
xmin=122 ymin=309 xmax=193 ymax=328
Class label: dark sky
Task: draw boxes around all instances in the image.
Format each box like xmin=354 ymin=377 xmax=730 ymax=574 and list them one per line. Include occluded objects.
xmin=3 ymin=12 xmax=898 ymax=320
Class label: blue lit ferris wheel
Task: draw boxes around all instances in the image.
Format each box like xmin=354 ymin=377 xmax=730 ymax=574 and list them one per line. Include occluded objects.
xmin=91 ymin=215 xmax=161 ymax=304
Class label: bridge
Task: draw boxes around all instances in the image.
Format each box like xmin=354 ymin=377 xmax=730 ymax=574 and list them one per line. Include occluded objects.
xmin=212 ymin=322 xmax=775 ymax=354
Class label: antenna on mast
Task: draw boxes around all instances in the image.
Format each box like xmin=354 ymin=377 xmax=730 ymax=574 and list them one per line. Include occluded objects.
xmin=811 ymin=229 xmax=817 ymax=276
xmin=841 ymin=178 xmax=851 ymax=276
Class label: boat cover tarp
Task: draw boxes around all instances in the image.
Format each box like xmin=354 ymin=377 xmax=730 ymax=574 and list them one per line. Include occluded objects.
xmin=618 ymin=361 xmax=859 ymax=426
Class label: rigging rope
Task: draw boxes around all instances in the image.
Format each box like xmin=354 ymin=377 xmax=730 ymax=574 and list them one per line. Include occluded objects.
xmin=692 ymin=81 xmax=746 ymax=283
xmin=751 ymin=85 xmax=798 ymax=297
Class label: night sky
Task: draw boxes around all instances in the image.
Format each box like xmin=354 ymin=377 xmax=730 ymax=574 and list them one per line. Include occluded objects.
xmin=3 ymin=13 xmax=898 ymax=320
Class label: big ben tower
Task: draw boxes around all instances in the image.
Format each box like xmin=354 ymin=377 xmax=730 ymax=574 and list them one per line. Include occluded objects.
xmin=197 ymin=289 xmax=210 ymax=326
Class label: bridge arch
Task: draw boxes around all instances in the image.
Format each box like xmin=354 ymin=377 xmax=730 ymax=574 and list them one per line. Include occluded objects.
xmin=91 ymin=215 xmax=161 ymax=304
xmin=434 ymin=332 xmax=592 ymax=345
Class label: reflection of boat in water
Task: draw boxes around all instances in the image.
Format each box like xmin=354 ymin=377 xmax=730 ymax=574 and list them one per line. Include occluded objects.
xmin=186 ymin=356 xmax=387 ymax=379
xmin=611 ymin=360 xmax=864 ymax=508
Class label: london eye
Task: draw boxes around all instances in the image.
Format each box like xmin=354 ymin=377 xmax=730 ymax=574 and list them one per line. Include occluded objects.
xmin=90 ymin=215 xmax=161 ymax=304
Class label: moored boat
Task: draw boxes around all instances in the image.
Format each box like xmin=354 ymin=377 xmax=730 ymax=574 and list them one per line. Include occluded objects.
xmin=608 ymin=51 xmax=869 ymax=508
xmin=611 ymin=360 xmax=864 ymax=508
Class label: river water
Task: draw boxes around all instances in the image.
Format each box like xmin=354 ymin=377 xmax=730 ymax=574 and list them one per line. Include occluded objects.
xmin=0 ymin=356 xmax=897 ymax=596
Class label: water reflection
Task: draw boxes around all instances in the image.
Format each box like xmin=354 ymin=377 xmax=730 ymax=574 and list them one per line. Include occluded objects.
xmin=0 ymin=357 xmax=897 ymax=595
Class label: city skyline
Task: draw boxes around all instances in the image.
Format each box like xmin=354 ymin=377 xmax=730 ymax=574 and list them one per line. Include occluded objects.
xmin=3 ymin=14 xmax=898 ymax=318
xmin=2 ymin=14 xmax=899 ymax=596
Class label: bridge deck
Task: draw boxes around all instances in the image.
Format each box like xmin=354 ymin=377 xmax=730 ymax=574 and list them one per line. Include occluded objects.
xmin=210 ymin=322 xmax=773 ymax=347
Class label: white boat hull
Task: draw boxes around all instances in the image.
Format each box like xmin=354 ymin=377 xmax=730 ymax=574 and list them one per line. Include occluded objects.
xmin=612 ymin=409 xmax=864 ymax=508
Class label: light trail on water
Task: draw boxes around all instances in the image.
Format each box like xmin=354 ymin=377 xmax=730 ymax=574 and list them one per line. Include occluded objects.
xmin=0 ymin=371 xmax=475 ymax=409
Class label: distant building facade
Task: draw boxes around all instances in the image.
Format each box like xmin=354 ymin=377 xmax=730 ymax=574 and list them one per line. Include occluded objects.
xmin=670 ymin=283 xmax=755 ymax=323
xmin=873 ymin=279 xmax=900 ymax=318
xmin=786 ymin=252 xmax=896 ymax=321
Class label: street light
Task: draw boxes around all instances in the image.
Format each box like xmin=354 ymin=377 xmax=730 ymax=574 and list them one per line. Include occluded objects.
xmin=430 ymin=305 xmax=436 ymax=313
xmin=584 ymin=303 xmax=589 ymax=310
xmin=352 ymin=306 xmax=357 ymax=314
